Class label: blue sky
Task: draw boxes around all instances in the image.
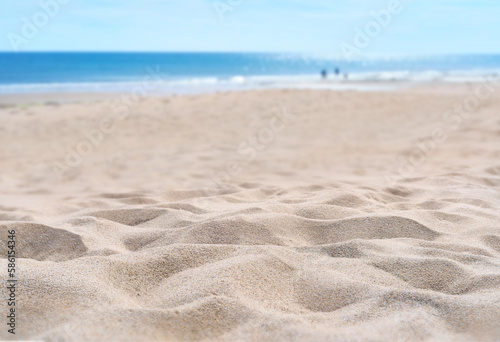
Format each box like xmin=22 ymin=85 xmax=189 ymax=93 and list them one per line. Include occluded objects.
xmin=1 ymin=0 xmax=499 ymax=54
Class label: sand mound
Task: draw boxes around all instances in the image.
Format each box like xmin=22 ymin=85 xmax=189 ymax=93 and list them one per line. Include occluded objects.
xmin=0 ymin=223 xmax=87 ymax=261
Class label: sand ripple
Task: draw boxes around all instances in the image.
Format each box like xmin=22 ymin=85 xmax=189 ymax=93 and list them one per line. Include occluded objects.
xmin=1 ymin=183 xmax=499 ymax=341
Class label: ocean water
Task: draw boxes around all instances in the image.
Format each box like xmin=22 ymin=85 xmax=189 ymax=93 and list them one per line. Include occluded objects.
xmin=1 ymin=53 xmax=499 ymax=94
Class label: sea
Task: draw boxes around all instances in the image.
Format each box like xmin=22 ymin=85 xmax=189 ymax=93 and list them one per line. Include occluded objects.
xmin=1 ymin=52 xmax=499 ymax=94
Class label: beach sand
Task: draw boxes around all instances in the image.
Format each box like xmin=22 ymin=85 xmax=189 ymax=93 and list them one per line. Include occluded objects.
xmin=1 ymin=84 xmax=500 ymax=341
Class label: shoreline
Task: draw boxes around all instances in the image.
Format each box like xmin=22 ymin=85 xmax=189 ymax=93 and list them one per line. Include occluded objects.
xmin=0 ymin=80 xmax=497 ymax=105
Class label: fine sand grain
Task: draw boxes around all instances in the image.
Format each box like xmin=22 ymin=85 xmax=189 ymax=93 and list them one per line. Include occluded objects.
xmin=1 ymin=84 xmax=499 ymax=341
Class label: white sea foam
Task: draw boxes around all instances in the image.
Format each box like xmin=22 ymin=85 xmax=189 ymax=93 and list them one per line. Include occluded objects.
xmin=0 ymin=69 xmax=498 ymax=95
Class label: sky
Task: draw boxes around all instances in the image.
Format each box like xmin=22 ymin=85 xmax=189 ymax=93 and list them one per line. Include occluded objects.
xmin=0 ymin=0 xmax=499 ymax=54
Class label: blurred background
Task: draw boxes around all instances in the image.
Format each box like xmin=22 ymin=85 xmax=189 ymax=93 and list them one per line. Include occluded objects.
xmin=1 ymin=0 xmax=499 ymax=95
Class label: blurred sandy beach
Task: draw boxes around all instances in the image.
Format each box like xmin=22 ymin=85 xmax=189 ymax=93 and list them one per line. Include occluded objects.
xmin=1 ymin=83 xmax=499 ymax=341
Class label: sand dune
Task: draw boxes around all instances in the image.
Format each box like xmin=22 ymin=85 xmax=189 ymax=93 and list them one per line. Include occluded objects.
xmin=1 ymin=84 xmax=500 ymax=341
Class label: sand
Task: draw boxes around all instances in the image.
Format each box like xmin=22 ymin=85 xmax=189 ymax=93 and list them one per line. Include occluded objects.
xmin=1 ymin=83 xmax=499 ymax=341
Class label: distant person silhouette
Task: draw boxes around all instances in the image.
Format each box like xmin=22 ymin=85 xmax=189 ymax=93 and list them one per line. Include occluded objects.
xmin=335 ymin=68 xmax=340 ymax=76
xmin=321 ymin=69 xmax=328 ymax=80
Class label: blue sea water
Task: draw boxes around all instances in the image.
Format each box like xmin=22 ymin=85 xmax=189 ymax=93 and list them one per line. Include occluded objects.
xmin=0 ymin=53 xmax=499 ymax=94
